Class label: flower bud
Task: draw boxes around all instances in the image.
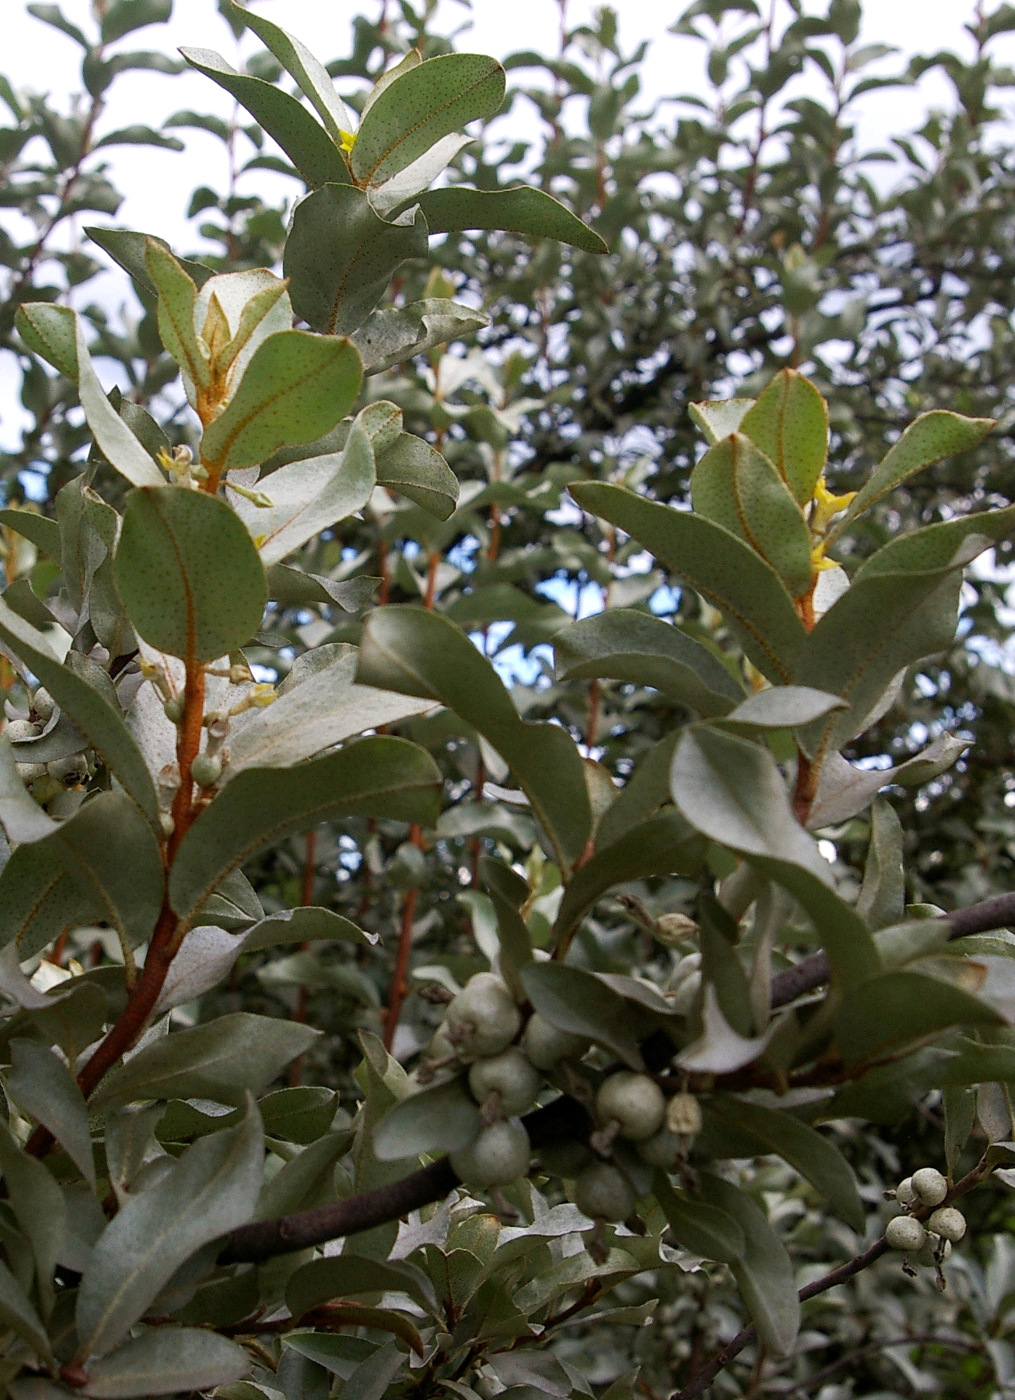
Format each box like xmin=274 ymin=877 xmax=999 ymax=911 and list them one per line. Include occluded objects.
xmin=191 ymin=753 xmax=223 ymax=788
xmin=163 ymin=695 xmax=185 ymax=724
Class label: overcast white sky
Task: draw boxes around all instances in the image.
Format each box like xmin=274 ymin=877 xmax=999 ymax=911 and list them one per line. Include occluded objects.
xmin=5 ymin=0 xmax=1014 ymax=259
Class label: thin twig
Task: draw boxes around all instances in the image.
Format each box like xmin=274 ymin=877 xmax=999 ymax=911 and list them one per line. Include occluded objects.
xmin=669 ymin=1155 xmax=994 ymax=1400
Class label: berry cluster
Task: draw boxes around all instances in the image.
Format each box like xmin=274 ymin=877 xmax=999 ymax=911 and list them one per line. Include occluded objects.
xmin=9 ymin=689 xmax=93 ymax=812
xmin=422 ymin=971 xmax=701 ymax=1222
xmin=885 ymin=1168 xmax=966 ymax=1278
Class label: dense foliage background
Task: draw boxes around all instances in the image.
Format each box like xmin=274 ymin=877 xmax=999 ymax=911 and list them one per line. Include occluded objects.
xmin=4 ymin=1 xmax=1015 ymax=1396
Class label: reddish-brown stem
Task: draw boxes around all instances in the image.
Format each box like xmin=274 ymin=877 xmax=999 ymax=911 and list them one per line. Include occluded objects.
xmin=792 ymin=750 xmax=817 ymax=826
xmin=28 ymin=662 xmax=208 ymax=1159
xmin=167 ymin=661 xmax=206 ymax=863
xmin=383 ymin=824 xmax=422 ymax=1050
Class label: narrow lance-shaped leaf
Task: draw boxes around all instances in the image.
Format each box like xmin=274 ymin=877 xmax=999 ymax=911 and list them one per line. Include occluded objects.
xmin=91 ymin=1015 xmax=319 ymax=1110
xmin=827 ymin=409 xmax=996 ymax=542
xmin=671 ymin=726 xmax=880 ymax=987
xmin=554 ymin=609 xmax=743 ymax=716
xmin=144 ymin=239 xmax=209 ymax=389
xmin=413 ymin=185 xmax=607 ymax=253
xmin=114 ymin=487 xmax=267 ymax=664
xmin=168 ymin=736 xmax=442 ymax=923
xmin=569 ymin=482 xmax=808 ymax=684
xmin=357 ymin=607 xmax=591 ymax=873
xmin=739 ymin=368 xmax=829 ymax=505
xmin=707 ymin=1096 xmax=864 ymax=1229
xmin=284 ymin=183 xmax=429 ymax=335
xmin=76 ymin=1104 xmax=263 ymax=1357
xmin=700 ymin=1174 xmax=800 ymax=1355
xmin=7 ymin=1039 xmax=96 ymax=1188
xmin=228 ymin=421 xmax=376 ymax=565
xmin=84 ymin=225 xmax=214 ymax=295
xmin=796 ymin=506 xmax=1015 ymax=762
xmin=80 ymin=1327 xmax=251 ymax=1398
xmin=690 ymin=433 xmax=813 ymax=598
xmin=223 ymin=0 xmax=354 ymax=145
xmin=350 ymin=53 xmax=506 ymax=189
xmin=200 ymin=331 xmax=363 ymax=472
xmin=180 ymin=47 xmax=351 ymax=188
xmin=16 ymin=305 xmax=164 ymax=487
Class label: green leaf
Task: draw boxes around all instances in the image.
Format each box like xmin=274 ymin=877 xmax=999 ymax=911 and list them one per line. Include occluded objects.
xmin=722 ymin=686 xmax=845 ymax=730
xmin=144 ymin=239 xmax=209 ymax=390
xmin=286 ymin=1255 xmax=437 ymax=1321
xmin=15 ymin=302 xmax=78 ymax=378
xmin=707 ymin=1097 xmax=864 ymax=1229
xmin=700 ymin=1174 xmax=799 ymax=1355
xmin=0 ymin=1254 xmax=52 ymax=1362
xmin=180 ymin=47 xmax=351 ymax=188
xmin=375 ymin=433 xmax=460 ymax=519
xmin=85 ymin=225 xmax=214 ymax=294
xmin=808 ymin=734 xmax=970 ymax=829
xmin=553 ymin=812 xmax=705 ymax=948
xmin=350 ymin=53 xmax=505 ymax=189
xmin=200 ymin=331 xmax=363 ymax=472
xmin=828 ymin=410 xmax=996 ymax=542
xmin=690 ymin=434 xmax=812 ymax=598
xmin=16 ymin=305 xmax=165 ymax=487
xmin=832 ymin=971 xmax=1003 ymax=1066
xmin=689 ymin=397 xmax=755 ymax=444
xmin=671 ymin=727 xmax=880 ymax=987
xmin=796 ymin=509 xmax=1015 ymax=762
xmin=284 ymin=184 xmax=429 ymax=335
xmin=652 ymin=1173 xmax=745 ymax=1263
xmin=115 ymin=486 xmax=267 ymax=664
xmin=99 ymin=0 xmax=171 ymax=43
xmin=357 ymin=607 xmax=590 ymax=873
xmin=224 ymin=1 xmax=354 ymax=145
xmin=169 ymin=736 xmax=442 ymax=923
xmin=413 ymin=185 xmax=607 ymax=253
xmin=81 ymin=1327 xmax=250 ymax=1398
xmin=856 ymin=797 xmax=905 ymax=930
xmin=520 ymin=963 xmax=655 ymax=1069
xmin=7 ymin=1039 xmax=95 ymax=1188
xmin=0 ymin=735 xmax=58 ymax=845
xmin=76 ymin=1105 xmax=263 ymax=1356
xmin=739 ymin=369 xmax=829 ymax=505
xmin=569 ymin=482 xmax=807 ymax=684
xmin=352 ymin=298 xmax=489 ymax=374
xmin=256 ymin=1131 xmax=352 ymax=1218
xmin=242 ymin=906 xmax=377 ymax=954
xmin=92 ymin=1017 xmax=317 ymax=1110
xmin=0 ymin=509 xmax=61 ymax=563
xmin=0 ymin=1120 xmax=66 ymax=1318
xmin=229 ymin=424 xmax=376 ymax=565
xmin=372 ymin=1076 xmax=481 ymax=1161
xmin=224 ymin=643 xmax=436 ymax=774
xmin=554 ymin=609 xmax=743 ymax=716
xmin=0 ymin=793 xmax=163 ymax=959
